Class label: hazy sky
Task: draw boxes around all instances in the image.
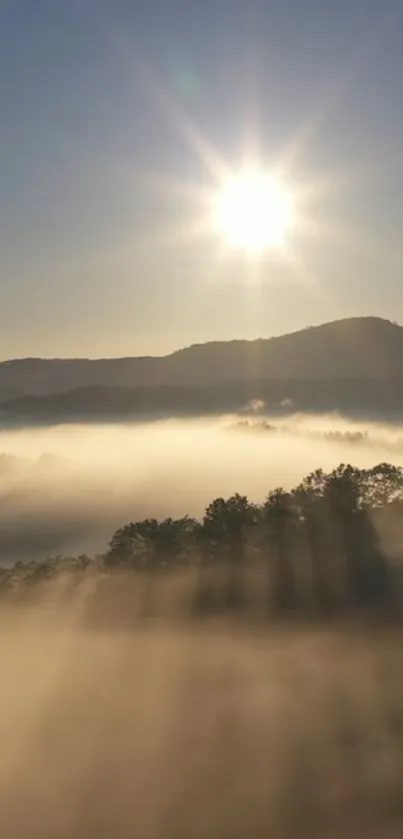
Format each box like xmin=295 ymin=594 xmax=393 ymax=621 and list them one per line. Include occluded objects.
xmin=2 ymin=0 xmax=403 ymax=358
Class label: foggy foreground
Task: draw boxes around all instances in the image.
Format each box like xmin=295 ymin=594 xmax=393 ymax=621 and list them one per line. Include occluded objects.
xmin=0 ymin=580 xmax=403 ymax=839
xmin=2 ymin=414 xmax=403 ymax=560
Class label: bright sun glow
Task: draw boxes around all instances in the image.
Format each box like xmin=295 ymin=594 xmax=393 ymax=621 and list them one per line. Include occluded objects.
xmin=213 ymin=170 xmax=293 ymax=253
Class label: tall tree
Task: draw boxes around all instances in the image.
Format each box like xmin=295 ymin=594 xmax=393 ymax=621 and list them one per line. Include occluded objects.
xmin=263 ymin=488 xmax=298 ymax=612
xmin=202 ymin=494 xmax=258 ymax=610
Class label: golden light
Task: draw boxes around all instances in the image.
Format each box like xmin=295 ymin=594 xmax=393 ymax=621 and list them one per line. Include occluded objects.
xmin=213 ymin=170 xmax=293 ymax=253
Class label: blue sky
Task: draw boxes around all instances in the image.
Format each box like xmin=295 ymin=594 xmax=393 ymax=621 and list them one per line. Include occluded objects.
xmin=1 ymin=0 xmax=403 ymax=357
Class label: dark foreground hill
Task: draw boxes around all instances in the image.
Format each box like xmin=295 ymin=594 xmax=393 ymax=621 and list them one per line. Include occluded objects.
xmin=1 ymin=317 xmax=403 ymax=423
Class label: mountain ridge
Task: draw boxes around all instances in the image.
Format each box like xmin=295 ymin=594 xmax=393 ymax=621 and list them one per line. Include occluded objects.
xmin=1 ymin=316 xmax=399 ymax=364
xmin=0 ymin=316 xmax=402 ymax=403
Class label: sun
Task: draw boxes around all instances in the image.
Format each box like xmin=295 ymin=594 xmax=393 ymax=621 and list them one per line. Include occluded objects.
xmin=213 ymin=170 xmax=293 ymax=253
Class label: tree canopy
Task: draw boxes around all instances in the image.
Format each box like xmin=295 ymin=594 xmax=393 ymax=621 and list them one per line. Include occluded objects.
xmin=1 ymin=462 xmax=403 ymax=619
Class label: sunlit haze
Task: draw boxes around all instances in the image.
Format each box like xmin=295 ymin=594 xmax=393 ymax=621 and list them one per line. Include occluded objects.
xmin=0 ymin=415 xmax=402 ymax=560
xmin=1 ymin=1 xmax=403 ymax=356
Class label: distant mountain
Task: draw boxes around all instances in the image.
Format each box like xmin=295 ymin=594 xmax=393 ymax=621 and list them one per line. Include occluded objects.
xmin=0 ymin=317 xmax=402 ymax=399
xmin=1 ymin=375 xmax=403 ymax=426
xmin=1 ymin=317 xmax=403 ymax=424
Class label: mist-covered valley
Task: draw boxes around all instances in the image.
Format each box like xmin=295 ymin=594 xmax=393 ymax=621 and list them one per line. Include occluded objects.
xmin=1 ymin=414 xmax=403 ymax=562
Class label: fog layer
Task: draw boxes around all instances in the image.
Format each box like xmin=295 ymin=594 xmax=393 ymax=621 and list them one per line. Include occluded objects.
xmin=0 ymin=598 xmax=402 ymax=838
xmin=1 ymin=416 xmax=403 ymax=560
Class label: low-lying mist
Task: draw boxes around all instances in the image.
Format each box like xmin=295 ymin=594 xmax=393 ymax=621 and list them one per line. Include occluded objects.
xmin=0 ymin=590 xmax=403 ymax=838
xmin=2 ymin=414 xmax=403 ymax=837
xmin=1 ymin=414 xmax=403 ymax=561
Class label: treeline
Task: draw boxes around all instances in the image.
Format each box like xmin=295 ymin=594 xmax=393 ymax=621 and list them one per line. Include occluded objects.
xmin=231 ymin=419 xmax=403 ymax=454
xmin=232 ymin=419 xmax=378 ymax=445
xmin=3 ymin=462 xmax=403 ymax=619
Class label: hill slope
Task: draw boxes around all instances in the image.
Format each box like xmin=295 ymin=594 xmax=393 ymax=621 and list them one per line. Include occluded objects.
xmin=0 ymin=317 xmax=402 ymax=402
xmin=0 ymin=317 xmax=403 ymax=424
xmin=1 ymin=375 xmax=403 ymax=425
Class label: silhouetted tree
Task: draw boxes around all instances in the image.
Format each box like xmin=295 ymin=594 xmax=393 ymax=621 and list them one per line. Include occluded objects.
xmin=202 ymin=494 xmax=258 ymax=609
xmin=293 ymin=480 xmax=333 ymax=613
xmin=5 ymin=460 xmax=403 ymax=621
xmin=202 ymin=494 xmax=258 ymax=566
xmin=263 ymin=488 xmax=298 ymax=612
xmin=105 ymin=519 xmax=158 ymax=569
xmin=361 ymin=463 xmax=403 ymax=508
xmin=105 ymin=516 xmax=200 ymax=571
